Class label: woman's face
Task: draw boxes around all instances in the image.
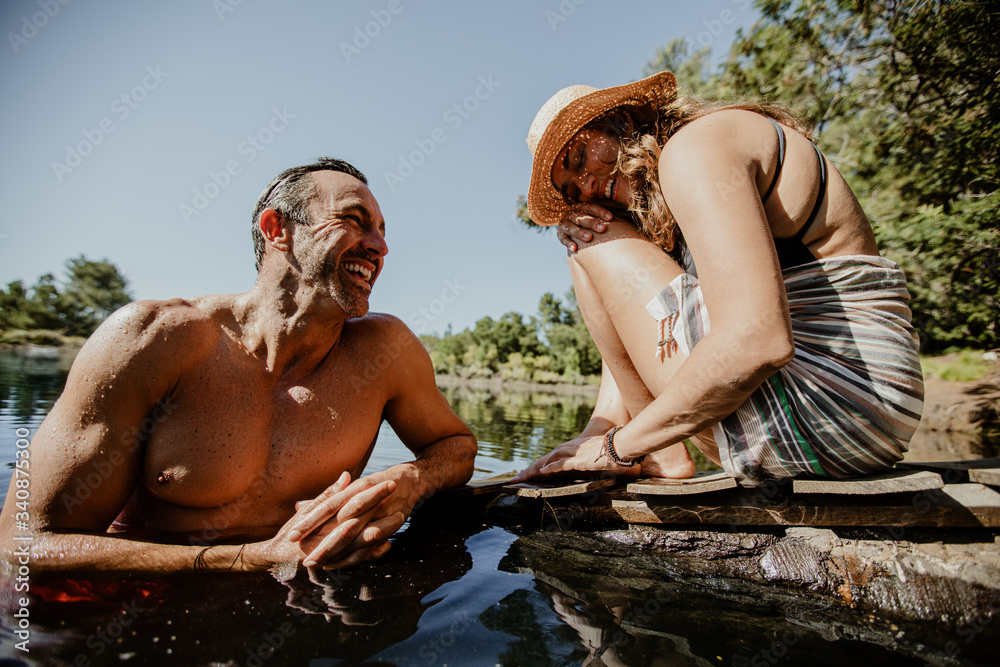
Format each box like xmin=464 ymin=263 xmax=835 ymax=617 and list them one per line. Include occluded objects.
xmin=551 ymin=128 xmax=634 ymax=208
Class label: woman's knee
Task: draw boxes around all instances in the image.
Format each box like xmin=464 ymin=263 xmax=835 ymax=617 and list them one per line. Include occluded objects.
xmin=568 ymin=223 xmax=683 ymax=306
xmin=569 ymin=219 xmax=650 ymax=260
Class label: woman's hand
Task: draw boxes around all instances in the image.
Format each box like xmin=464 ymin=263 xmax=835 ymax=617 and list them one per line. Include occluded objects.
xmin=511 ymin=435 xmax=642 ymax=483
xmin=557 ymin=203 xmax=614 ymax=252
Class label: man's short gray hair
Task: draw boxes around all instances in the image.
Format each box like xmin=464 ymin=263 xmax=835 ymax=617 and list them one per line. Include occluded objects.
xmin=251 ymin=157 xmax=368 ymax=271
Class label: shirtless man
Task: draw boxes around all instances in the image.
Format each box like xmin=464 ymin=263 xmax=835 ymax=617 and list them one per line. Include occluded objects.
xmin=0 ymin=157 xmax=476 ymax=575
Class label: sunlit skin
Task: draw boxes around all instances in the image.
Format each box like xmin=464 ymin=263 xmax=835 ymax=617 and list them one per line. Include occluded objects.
xmin=515 ymin=109 xmax=879 ymax=482
xmin=0 ymin=170 xmax=477 ymax=576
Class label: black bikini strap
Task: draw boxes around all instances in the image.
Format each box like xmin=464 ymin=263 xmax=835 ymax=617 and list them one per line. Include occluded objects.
xmin=797 ymin=143 xmax=827 ymax=239
xmin=760 ymin=118 xmax=785 ymax=204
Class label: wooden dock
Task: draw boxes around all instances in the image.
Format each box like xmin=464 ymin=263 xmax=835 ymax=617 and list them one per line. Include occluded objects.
xmin=460 ymin=459 xmax=1000 ymax=529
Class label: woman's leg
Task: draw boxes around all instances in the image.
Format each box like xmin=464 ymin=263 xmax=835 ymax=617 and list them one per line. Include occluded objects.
xmin=568 ymin=221 xmax=719 ymax=476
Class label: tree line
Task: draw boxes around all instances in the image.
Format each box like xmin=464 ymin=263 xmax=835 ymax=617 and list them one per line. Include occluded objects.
xmin=1 ymin=254 xmax=601 ymax=384
xmin=0 ymin=257 xmax=132 ymax=340
xmin=420 ymin=290 xmax=602 ymax=384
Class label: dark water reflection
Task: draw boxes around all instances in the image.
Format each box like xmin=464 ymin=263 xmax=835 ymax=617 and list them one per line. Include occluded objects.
xmin=0 ymin=347 xmax=76 ymax=495
xmin=20 ymin=512 xmax=492 ymax=666
xmin=0 ymin=347 xmax=74 ymax=421
xmin=0 ymin=350 xmax=992 ymax=665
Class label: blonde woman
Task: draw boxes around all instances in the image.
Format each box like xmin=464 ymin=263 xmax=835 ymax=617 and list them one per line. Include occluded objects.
xmin=514 ymin=72 xmax=923 ymax=485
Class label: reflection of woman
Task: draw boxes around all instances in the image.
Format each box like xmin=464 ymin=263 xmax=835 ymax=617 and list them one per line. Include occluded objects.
xmin=514 ymin=72 xmax=924 ymax=484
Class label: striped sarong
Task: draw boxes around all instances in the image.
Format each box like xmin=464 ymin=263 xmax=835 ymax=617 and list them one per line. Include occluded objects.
xmin=646 ymin=255 xmax=924 ymax=484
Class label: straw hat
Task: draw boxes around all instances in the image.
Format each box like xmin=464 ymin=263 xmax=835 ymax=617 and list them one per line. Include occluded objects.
xmin=525 ymin=71 xmax=677 ymax=227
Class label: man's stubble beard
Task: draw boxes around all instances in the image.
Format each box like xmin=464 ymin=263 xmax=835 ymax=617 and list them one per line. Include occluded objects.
xmin=318 ymin=256 xmax=370 ymax=319
xmin=296 ymin=242 xmax=371 ymax=319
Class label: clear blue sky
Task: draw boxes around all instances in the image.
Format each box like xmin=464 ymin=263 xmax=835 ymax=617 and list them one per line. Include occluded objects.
xmin=0 ymin=0 xmax=759 ymax=336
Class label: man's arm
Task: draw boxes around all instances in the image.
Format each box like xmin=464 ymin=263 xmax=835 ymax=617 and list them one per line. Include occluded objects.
xmin=359 ymin=317 xmax=477 ymax=508
xmin=288 ymin=316 xmax=476 ymax=569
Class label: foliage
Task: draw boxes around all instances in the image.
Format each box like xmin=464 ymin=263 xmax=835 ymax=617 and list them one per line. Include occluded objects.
xmin=921 ymin=350 xmax=999 ymax=383
xmin=643 ymin=37 xmax=721 ymax=99
xmin=876 ymin=193 xmax=999 ymax=349
xmin=865 ymin=0 xmax=1000 ymax=206
xmin=0 ymin=329 xmax=69 ymax=347
xmin=720 ymin=0 xmax=884 ymax=130
xmin=422 ymin=290 xmax=601 ymax=383
xmin=0 ymin=257 xmax=132 ymax=338
xmin=513 ymin=193 xmax=543 ymax=233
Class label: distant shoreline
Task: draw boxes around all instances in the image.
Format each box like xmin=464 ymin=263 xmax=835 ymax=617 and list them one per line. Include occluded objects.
xmin=434 ymin=374 xmax=599 ymax=396
xmin=0 ymin=330 xmax=86 ymax=349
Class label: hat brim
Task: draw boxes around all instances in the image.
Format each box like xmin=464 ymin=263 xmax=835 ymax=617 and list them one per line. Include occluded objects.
xmin=526 ymin=71 xmax=677 ymax=227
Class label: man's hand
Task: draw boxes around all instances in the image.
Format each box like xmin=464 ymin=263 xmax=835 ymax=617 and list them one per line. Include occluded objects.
xmin=557 ymin=203 xmax=613 ymax=252
xmin=353 ymin=463 xmax=425 ymax=520
xmin=245 ymin=472 xmax=406 ymax=571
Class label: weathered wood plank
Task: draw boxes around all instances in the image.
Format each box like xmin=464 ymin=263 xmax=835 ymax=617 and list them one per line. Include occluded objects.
xmin=792 ymin=470 xmax=943 ymax=495
xmin=968 ymin=468 xmax=1000 ymax=488
xmin=502 ymin=478 xmax=617 ymax=499
xmin=940 ymin=483 xmax=1000 ymax=526
xmin=628 ymin=471 xmax=737 ymax=496
xmin=464 ymin=472 xmax=519 ymax=495
xmin=436 ymin=472 xmax=520 ymax=499
xmin=607 ymin=484 xmax=1000 ymax=528
xmin=896 ymin=459 xmax=1000 ymax=483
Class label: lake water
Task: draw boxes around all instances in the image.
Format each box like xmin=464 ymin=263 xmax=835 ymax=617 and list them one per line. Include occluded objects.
xmin=0 ymin=347 xmax=992 ymax=666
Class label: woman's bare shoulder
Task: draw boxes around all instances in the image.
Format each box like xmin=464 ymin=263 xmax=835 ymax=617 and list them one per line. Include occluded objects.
xmin=658 ymin=110 xmax=769 ymax=193
xmin=664 ymin=109 xmax=772 ymax=154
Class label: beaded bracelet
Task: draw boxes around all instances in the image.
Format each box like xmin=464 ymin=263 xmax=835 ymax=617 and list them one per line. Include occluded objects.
xmin=604 ymin=425 xmax=645 ymax=467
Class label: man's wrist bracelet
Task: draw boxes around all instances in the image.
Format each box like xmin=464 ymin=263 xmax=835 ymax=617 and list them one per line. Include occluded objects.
xmin=604 ymin=425 xmax=645 ymax=467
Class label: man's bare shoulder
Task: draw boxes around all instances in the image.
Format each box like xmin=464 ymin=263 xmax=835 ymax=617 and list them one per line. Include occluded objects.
xmin=79 ymin=297 xmax=227 ymax=371
xmin=343 ymin=312 xmax=428 ymax=367
xmin=345 ymin=312 xmax=414 ymax=338
xmin=46 ymin=297 xmax=232 ymax=433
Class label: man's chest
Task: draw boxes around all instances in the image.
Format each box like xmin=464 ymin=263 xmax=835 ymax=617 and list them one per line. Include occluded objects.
xmin=139 ymin=362 xmax=389 ymax=509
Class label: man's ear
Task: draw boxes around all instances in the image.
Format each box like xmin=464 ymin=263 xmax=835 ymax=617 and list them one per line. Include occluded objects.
xmin=259 ymin=209 xmax=292 ymax=253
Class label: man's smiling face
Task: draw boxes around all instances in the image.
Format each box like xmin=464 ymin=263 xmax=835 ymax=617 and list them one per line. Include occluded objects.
xmin=293 ymin=170 xmax=388 ymax=318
